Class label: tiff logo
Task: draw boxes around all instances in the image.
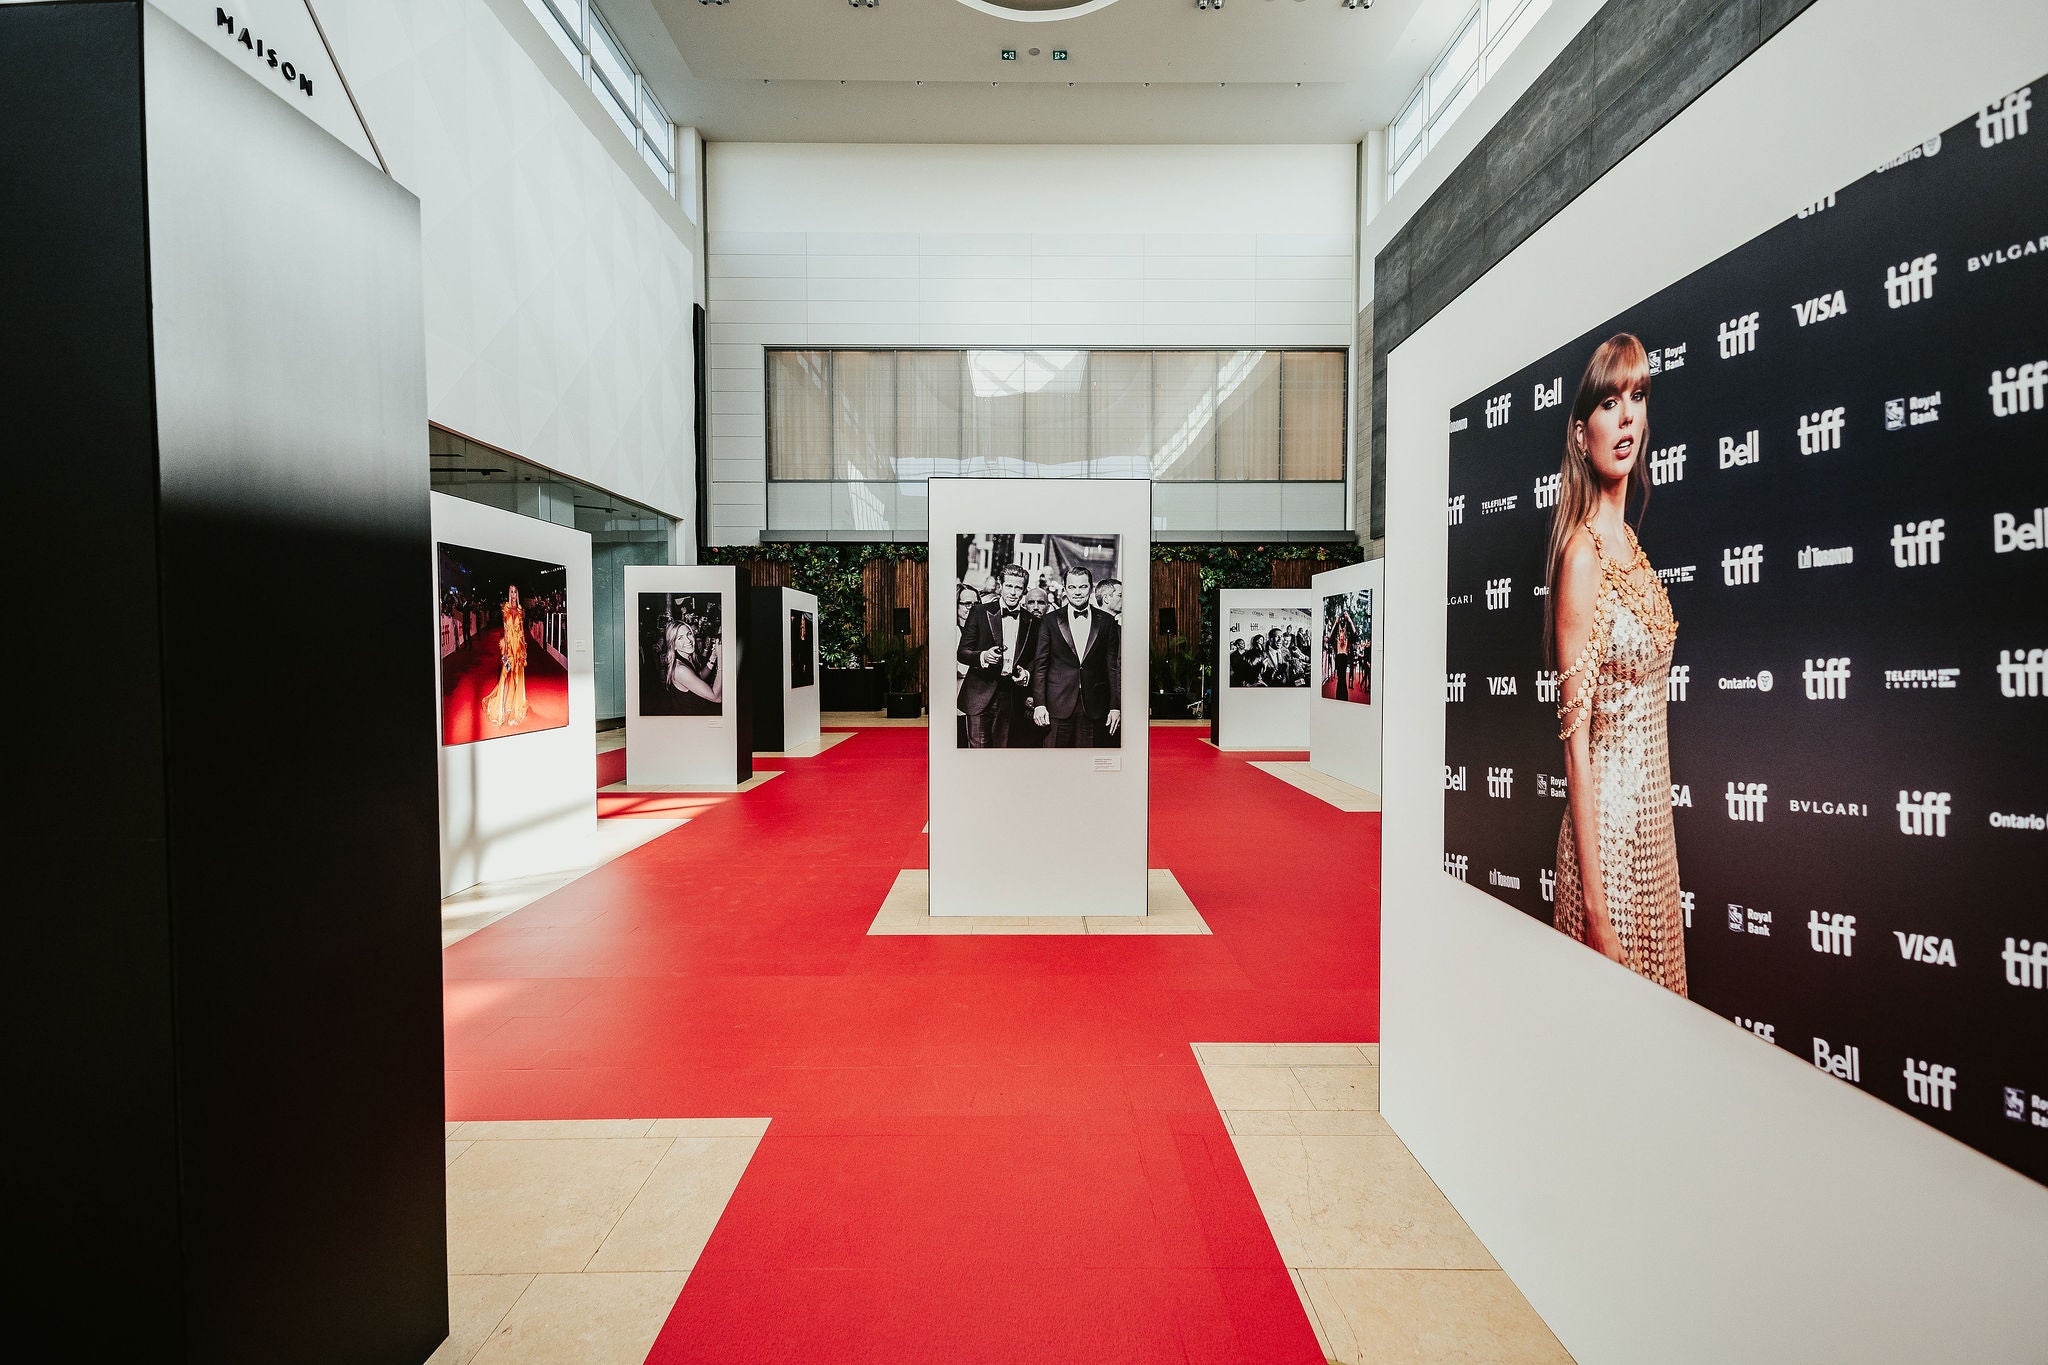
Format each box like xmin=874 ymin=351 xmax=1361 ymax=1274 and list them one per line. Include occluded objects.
xmin=1445 ymin=672 xmax=1468 ymax=703
xmin=1736 ymin=1016 xmax=1777 ymax=1042
xmin=1807 ymin=911 xmax=1857 ymax=956
xmin=1725 ymin=781 xmax=1768 ymax=822
xmin=1793 ymin=289 xmax=1848 ymax=327
xmin=1718 ymin=311 xmax=1760 ymax=358
xmin=1667 ymin=665 xmax=1690 ymax=702
xmin=1721 ymin=544 xmax=1763 ymax=586
xmin=2004 ymin=937 xmax=2048 ymax=988
xmin=1803 ymin=657 xmax=1850 ymax=700
xmin=1884 ymin=253 xmax=1937 ymax=308
xmin=1896 ymin=789 xmax=1952 ymax=837
xmin=1534 ymin=472 xmax=1561 ymax=509
xmin=1485 ymin=392 xmax=1512 ymax=428
xmin=1485 ymin=577 xmax=1512 ymax=610
xmin=1447 ymin=494 xmax=1466 ymax=526
xmin=1998 ymin=648 xmax=2048 ymax=697
xmin=1891 ymin=519 xmax=1945 ymax=567
xmin=1994 ymin=508 xmax=2046 ymax=553
xmin=1904 ymin=1058 xmax=1958 ymax=1112
xmin=1976 ymin=86 xmax=2032 ymax=147
xmin=1681 ymin=889 xmax=1695 ymax=928
xmin=1797 ymin=407 xmax=1846 ymax=454
xmin=1718 ymin=430 xmax=1761 ymax=468
xmin=1535 ymin=670 xmax=1559 ymax=704
xmin=1540 ymin=868 xmax=1555 ymax=903
xmin=1444 ymin=853 xmax=1470 ymax=882
xmin=1649 ymin=443 xmax=1687 ymax=484
xmin=1797 ymin=193 xmax=1837 ymax=218
xmin=1989 ymin=361 xmax=2048 ymax=416
xmin=1486 ymin=767 xmax=1515 ymax=799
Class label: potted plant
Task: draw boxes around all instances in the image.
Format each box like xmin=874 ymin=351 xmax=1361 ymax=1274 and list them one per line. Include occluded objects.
xmin=867 ymin=630 xmax=927 ymax=719
xmin=1150 ymin=634 xmax=1199 ymax=719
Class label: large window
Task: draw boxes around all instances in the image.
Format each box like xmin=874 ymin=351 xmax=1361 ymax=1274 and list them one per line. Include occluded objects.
xmin=1388 ymin=0 xmax=1550 ymax=195
xmin=767 ymin=349 xmax=1346 ymax=485
xmin=523 ymin=0 xmax=679 ymax=194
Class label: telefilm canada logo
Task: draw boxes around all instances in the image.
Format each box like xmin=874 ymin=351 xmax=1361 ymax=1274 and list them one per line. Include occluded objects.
xmin=1481 ymin=494 xmax=1519 ymax=516
xmin=1883 ymin=665 xmax=1960 ymax=690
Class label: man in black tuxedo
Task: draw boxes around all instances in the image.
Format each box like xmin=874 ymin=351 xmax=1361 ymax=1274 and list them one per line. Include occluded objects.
xmin=1029 ymin=566 xmax=1123 ymax=748
xmin=957 ymin=564 xmax=1035 ymax=748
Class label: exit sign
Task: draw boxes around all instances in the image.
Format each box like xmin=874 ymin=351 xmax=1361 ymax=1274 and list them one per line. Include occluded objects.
xmin=1052 ymin=50 xmax=1068 ymax=61
xmin=1000 ymin=49 xmax=1016 ymax=61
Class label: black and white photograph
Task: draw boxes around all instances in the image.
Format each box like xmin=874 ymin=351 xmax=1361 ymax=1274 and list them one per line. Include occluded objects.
xmin=1321 ymin=589 xmax=1373 ymax=705
xmin=954 ymin=532 xmax=1122 ymax=749
xmin=1227 ymin=606 xmax=1312 ymax=688
xmin=790 ymin=609 xmax=815 ymax=688
xmin=637 ymin=591 xmax=724 ymax=717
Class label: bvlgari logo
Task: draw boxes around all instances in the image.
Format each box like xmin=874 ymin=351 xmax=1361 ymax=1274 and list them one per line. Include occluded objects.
xmin=215 ymin=8 xmax=316 ymax=96
xmin=1966 ymin=232 xmax=2045 ymax=273
xmin=1788 ymin=798 xmax=1867 ymax=817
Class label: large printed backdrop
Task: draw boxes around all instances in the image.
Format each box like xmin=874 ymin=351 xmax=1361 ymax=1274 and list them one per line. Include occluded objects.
xmin=1442 ymin=82 xmax=2046 ymax=1184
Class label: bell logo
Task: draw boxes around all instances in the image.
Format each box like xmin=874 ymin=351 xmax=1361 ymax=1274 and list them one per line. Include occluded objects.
xmin=1807 ymin=910 xmax=1857 ymax=955
xmin=1793 ymin=289 xmax=1849 ymax=327
xmin=1725 ymin=781 xmax=1768 ymax=821
xmin=1532 ymin=377 xmax=1563 ymax=411
xmin=1446 ymin=494 xmax=1466 ymax=526
xmin=1721 ymin=544 xmax=1763 ymax=585
xmin=1486 ymin=767 xmax=1515 ymax=799
xmin=1670 ymin=784 xmax=1692 ymax=807
xmin=1812 ymin=1037 xmax=1861 ymax=1082
xmin=1667 ymin=664 xmax=1690 ymax=702
xmin=1444 ymin=853 xmax=1469 ymax=881
xmin=1993 ymin=508 xmax=2046 ymax=553
xmin=1802 ymin=657 xmax=1850 ymax=700
xmin=1535 ymin=670 xmax=1559 ymax=703
xmin=1904 ymin=1058 xmax=1958 ymax=1111
xmin=1488 ymin=675 xmax=1517 ymax=696
xmin=1896 ymin=789 xmax=1952 ymax=837
xmin=1891 ymin=519 xmax=1945 ymax=567
xmin=1988 ymin=361 xmax=2048 ymax=415
xmin=1797 ymin=407 xmax=1846 ymax=454
xmin=1533 ymin=472 xmax=1561 ymax=508
xmin=1718 ymin=430 xmax=1761 ymax=468
xmin=1649 ymin=443 xmax=1687 ymax=484
xmin=1976 ymin=86 xmax=2032 ymax=147
xmin=1485 ymin=393 xmax=1512 ymax=428
xmin=1485 ymin=577 xmax=1512 ymax=610
xmin=1884 ymin=253 xmax=1937 ymax=308
xmin=2004 ymin=937 xmax=2048 ymax=988
xmin=1718 ymin=311 xmax=1760 ymax=358
xmin=1998 ymin=648 xmax=2048 ymax=697
xmin=1445 ymin=672 xmax=1468 ymax=703
xmin=1443 ymin=765 xmax=1467 ymax=791
xmin=1894 ymin=932 xmax=1958 ymax=967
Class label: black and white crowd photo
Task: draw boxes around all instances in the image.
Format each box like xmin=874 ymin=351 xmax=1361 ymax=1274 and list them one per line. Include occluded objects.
xmin=954 ymin=532 xmax=1123 ymax=749
xmin=1226 ymin=606 xmax=1312 ymax=688
xmin=636 ymin=591 xmax=724 ymax=717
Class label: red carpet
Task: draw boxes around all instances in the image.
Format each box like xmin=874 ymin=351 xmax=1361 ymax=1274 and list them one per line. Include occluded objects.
xmin=439 ymin=629 xmax=571 ymax=745
xmin=444 ymin=727 xmax=1379 ymax=1363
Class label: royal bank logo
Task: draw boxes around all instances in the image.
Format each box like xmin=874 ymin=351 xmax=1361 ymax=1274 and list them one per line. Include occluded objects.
xmin=1721 ymin=543 xmax=1763 ymax=585
xmin=1883 ymin=666 xmax=1960 ymax=690
xmin=1884 ymin=392 xmax=1943 ymax=431
xmin=1895 ymin=932 xmax=1958 ymax=967
xmin=1904 ymin=1058 xmax=1958 ymax=1112
xmin=1798 ymin=193 xmax=1837 ymax=218
xmin=1445 ymin=672 xmax=1468 ymax=703
xmin=1875 ymin=134 xmax=1942 ymax=173
xmin=1802 ymin=657 xmax=1850 ymax=700
xmin=1444 ymin=764 xmax=1467 ymax=791
xmin=1717 ymin=670 xmax=1774 ymax=693
xmin=1532 ymin=377 xmax=1563 ymax=412
xmin=1731 ymin=904 xmax=1772 ymax=936
xmin=1533 ymin=473 xmax=1561 ymax=509
xmin=1671 ymin=784 xmax=1692 ymax=808
xmin=1725 ymin=781 xmax=1768 ymax=822
xmin=1648 ymin=443 xmax=1687 ymax=485
xmin=1446 ymin=494 xmax=1466 ymax=526
xmin=1481 ymin=494 xmax=1519 ymax=516
xmin=1717 ymin=311 xmax=1760 ymax=358
xmin=1444 ymin=852 xmax=1470 ymax=881
xmin=1645 ymin=343 xmax=1688 ymax=374
xmin=1487 ymin=675 xmax=1517 ymax=696
xmin=1718 ymin=429 xmax=1761 ymax=469
xmin=1536 ymin=773 xmax=1567 ymax=799
xmin=1988 ymin=361 xmax=2048 ymax=416
xmin=1793 ymin=289 xmax=1848 ymax=328
xmin=1976 ymin=86 xmax=2032 ymax=148
xmin=1998 ymin=648 xmax=2048 ymax=697
xmin=2006 ymin=1087 xmax=2048 ymax=1127
xmin=1891 ymin=519 xmax=1945 ymax=567
xmin=1797 ymin=544 xmax=1854 ymax=569
xmin=1896 ymin=789 xmax=1952 ymax=837
xmin=1808 ymin=910 xmax=1857 ymax=955
xmin=1485 ymin=392 xmax=1512 ymax=428
xmin=1539 ymin=868 xmax=1555 ymax=903
xmin=1488 ymin=869 xmax=1522 ymax=890
xmin=1486 ymin=766 xmax=1515 ymax=799
xmin=1967 ymin=233 xmax=2046 ymax=273
xmin=1485 ymin=577 xmax=1512 ymax=610
xmin=1883 ymin=253 xmax=1937 ymax=308
xmin=1535 ymin=670 xmax=1559 ymax=704
xmin=1813 ymin=1037 xmax=1861 ymax=1082
xmin=1667 ymin=664 xmax=1690 ymax=702
xmin=2004 ymin=937 xmax=2048 ymax=988
xmin=1736 ymin=1016 xmax=1777 ymax=1042
xmin=1787 ymin=798 xmax=1867 ymax=817
xmin=1797 ymin=407 xmax=1846 ymax=454
xmin=1993 ymin=507 xmax=2046 ymax=552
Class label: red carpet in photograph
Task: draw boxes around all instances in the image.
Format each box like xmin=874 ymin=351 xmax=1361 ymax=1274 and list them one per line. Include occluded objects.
xmin=443 ymin=726 xmax=1380 ymax=1364
xmin=438 ymin=628 xmax=571 ymax=745
xmin=1320 ymin=654 xmax=1372 ymax=704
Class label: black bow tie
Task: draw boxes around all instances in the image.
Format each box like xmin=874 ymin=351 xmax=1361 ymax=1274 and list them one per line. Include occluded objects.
xmin=1071 ymin=609 xmax=1089 ymax=620
xmin=1002 ymin=608 xmax=1022 ymax=618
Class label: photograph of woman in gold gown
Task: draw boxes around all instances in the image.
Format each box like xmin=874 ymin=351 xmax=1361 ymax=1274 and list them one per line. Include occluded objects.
xmin=1546 ymin=333 xmax=1687 ymax=996
xmin=437 ymin=542 xmax=571 ymax=744
xmin=481 ymin=585 xmax=529 ymax=728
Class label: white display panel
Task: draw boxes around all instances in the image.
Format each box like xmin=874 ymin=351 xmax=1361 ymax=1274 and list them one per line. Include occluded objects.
xmin=1377 ymin=3 xmax=2048 ymax=1362
xmin=1309 ymin=559 xmax=1384 ymax=795
xmin=1215 ymin=588 xmax=1314 ymax=750
xmin=782 ymin=586 xmax=821 ymax=752
xmin=928 ymin=478 xmax=1151 ymax=917
xmin=433 ymin=492 xmax=595 ymax=896
xmin=624 ymin=565 xmax=742 ymax=786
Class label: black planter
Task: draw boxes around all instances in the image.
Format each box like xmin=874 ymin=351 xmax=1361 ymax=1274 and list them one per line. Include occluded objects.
xmin=823 ymin=666 xmax=884 ymax=711
xmin=884 ymin=690 xmax=924 ymax=719
xmin=1151 ymin=689 xmax=1192 ymax=719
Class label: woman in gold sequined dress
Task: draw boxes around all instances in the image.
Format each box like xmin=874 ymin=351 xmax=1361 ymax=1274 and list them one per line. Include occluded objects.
xmin=482 ymin=584 xmax=530 ymax=728
xmin=1547 ymin=334 xmax=1687 ymax=995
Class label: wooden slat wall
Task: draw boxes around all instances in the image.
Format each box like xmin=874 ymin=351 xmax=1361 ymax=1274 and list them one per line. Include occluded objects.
xmin=1151 ymin=560 xmax=1201 ymax=644
xmin=862 ymin=559 xmax=892 ymax=641
xmin=1270 ymin=559 xmax=1317 ymax=590
xmin=893 ymin=559 xmax=928 ymax=654
xmin=743 ymin=559 xmax=792 ymax=589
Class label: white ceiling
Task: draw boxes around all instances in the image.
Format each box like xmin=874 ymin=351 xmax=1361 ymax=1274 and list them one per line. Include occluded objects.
xmin=595 ymin=0 xmax=1475 ymax=143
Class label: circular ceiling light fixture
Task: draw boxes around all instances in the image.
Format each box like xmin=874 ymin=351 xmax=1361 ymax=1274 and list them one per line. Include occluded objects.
xmin=953 ymin=0 xmax=1125 ymax=21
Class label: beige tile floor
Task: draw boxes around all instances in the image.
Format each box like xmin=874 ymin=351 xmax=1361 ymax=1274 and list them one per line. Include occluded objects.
xmin=441 ymin=818 xmax=687 ymax=949
xmin=1249 ymin=761 xmax=1382 ymax=813
xmin=600 ymin=771 xmax=783 ymax=795
xmin=821 ymin=710 xmax=929 ymax=727
xmin=1194 ymin=1044 xmax=1573 ymax=1365
xmin=867 ymin=868 xmax=1212 ymax=935
xmin=755 ymin=730 xmax=857 ymax=758
xmin=430 ymin=1118 xmax=769 ymax=1365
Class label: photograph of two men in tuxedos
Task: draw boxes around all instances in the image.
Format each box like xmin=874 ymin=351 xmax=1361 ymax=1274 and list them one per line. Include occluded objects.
xmin=954 ymin=532 xmax=1123 ymax=750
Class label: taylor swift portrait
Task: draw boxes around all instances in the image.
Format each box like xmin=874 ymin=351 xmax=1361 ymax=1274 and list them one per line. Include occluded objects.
xmin=1547 ymin=333 xmax=1687 ymax=995
xmin=481 ymin=584 xmax=529 ymax=728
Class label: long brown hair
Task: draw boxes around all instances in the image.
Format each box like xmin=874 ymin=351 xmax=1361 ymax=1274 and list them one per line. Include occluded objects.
xmin=1544 ymin=333 xmax=1653 ymax=663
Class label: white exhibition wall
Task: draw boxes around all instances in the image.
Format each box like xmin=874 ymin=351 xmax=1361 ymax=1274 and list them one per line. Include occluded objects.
xmin=624 ymin=565 xmax=743 ymax=786
xmin=927 ymin=479 xmax=1151 ymax=917
xmin=433 ymin=492 xmax=595 ymax=896
xmin=1215 ymin=588 xmax=1314 ymax=750
xmin=1377 ymin=3 xmax=2048 ymax=1363
xmin=781 ymin=587 xmax=822 ymax=754
xmin=1309 ymin=558 xmax=1383 ymax=795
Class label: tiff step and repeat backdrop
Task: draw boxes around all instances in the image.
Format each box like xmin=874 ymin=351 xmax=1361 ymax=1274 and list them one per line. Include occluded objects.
xmin=1443 ymin=81 xmax=2045 ymax=1183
